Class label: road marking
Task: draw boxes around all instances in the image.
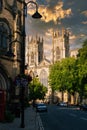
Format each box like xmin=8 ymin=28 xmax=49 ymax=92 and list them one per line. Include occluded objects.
xmin=80 ymin=117 xmax=87 ymax=121
xmin=36 ymin=113 xmax=44 ymax=130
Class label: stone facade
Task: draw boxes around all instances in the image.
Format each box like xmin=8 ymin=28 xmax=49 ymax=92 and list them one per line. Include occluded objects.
xmin=0 ymin=0 xmax=23 ymax=102
xmin=26 ymin=29 xmax=70 ymax=103
xmin=52 ymin=29 xmax=69 ymax=63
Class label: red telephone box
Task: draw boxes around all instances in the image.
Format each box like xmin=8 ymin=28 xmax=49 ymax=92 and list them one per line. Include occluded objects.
xmin=0 ymin=90 xmax=6 ymax=121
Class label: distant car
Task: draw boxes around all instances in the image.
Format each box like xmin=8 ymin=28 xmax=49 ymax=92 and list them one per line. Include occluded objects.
xmin=36 ymin=103 xmax=47 ymax=112
xmin=57 ymin=102 xmax=68 ymax=107
xmin=79 ymin=104 xmax=87 ymax=111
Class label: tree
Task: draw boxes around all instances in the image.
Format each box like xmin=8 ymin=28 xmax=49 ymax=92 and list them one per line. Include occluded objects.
xmin=28 ymin=77 xmax=47 ymax=101
xmin=49 ymin=57 xmax=78 ymax=103
xmin=60 ymin=57 xmax=78 ymax=103
xmin=77 ymin=39 xmax=87 ymax=103
xmin=49 ymin=39 xmax=87 ymax=104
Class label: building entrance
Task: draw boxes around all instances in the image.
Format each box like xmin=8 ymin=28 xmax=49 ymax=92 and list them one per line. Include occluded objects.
xmin=0 ymin=66 xmax=7 ymax=121
xmin=0 ymin=90 xmax=6 ymax=121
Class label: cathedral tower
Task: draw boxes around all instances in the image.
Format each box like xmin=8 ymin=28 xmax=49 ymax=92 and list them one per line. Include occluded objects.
xmin=52 ymin=28 xmax=69 ymax=63
xmin=27 ymin=36 xmax=44 ymax=69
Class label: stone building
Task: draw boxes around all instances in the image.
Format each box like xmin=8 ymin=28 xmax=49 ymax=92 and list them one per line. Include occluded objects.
xmin=26 ymin=29 xmax=70 ymax=103
xmin=0 ymin=0 xmax=24 ymax=105
xmin=52 ymin=29 xmax=69 ymax=63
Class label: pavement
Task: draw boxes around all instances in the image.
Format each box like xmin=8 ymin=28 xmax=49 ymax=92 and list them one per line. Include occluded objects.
xmin=0 ymin=106 xmax=44 ymax=130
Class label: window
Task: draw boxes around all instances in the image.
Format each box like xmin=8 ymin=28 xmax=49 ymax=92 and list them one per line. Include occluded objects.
xmin=0 ymin=22 xmax=9 ymax=55
xmin=56 ymin=46 xmax=60 ymax=60
xmin=0 ymin=0 xmax=3 ymax=12
xmin=31 ymin=52 xmax=34 ymax=64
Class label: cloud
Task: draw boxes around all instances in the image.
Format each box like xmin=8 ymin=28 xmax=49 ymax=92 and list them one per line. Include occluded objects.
xmin=70 ymin=35 xmax=76 ymax=40
xmin=81 ymin=10 xmax=87 ymax=17
xmin=38 ymin=1 xmax=72 ymax=23
xmin=82 ymin=21 xmax=87 ymax=25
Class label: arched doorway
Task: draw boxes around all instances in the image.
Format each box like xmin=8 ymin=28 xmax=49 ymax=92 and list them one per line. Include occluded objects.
xmin=0 ymin=73 xmax=7 ymax=90
xmin=0 ymin=65 xmax=10 ymax=121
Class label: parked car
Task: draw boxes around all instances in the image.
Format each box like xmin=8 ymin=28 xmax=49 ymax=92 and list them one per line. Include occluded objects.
xmin=36 ymin=103 xmax=47 ymax=112
xmin=57 ymin=102 xmax=68 ymax=107
xmin=79 ymin=104 xmax=87 ymax=111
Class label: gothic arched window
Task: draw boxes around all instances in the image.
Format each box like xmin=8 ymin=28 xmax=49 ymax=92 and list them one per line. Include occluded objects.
xmin=56 ymin=46 xmax=60 ymax=60
xmin=0 ymin=22 xmax=9 ymax=55
xmin=31 ymin=52 xmax=34 ymax=64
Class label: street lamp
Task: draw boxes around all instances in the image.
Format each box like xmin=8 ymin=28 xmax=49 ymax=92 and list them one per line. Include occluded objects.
xmin=21 ymin=0 xmax=42 ymax=75
xmin=25 ymin=1 xmax=42 ymax=19
xmin=20 ymin=0 xmax=42 ymax=128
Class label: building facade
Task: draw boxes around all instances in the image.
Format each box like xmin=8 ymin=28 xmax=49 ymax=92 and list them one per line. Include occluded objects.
xmin=26 ymin=29 xmax=70 ymax=103
xmin=0 ymin=0 xmax=24 ymax=105
xmin=52 ymin=29 xmax=69 ymax=63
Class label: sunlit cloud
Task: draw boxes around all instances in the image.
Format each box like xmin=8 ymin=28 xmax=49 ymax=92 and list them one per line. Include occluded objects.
xmin=81 ymin=10 xmax=87 ymax=17
xmin=82 ymin=21 xmax=87 ymax=24
xmin=70 ymin=35 xmax=76 ymax=40
xmin=80 ymin=34 xmax=86 ymax=37
xmin=39 ymin=1 xmax=72 ymax=23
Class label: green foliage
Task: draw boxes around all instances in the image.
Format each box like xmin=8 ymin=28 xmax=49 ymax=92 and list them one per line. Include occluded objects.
xmin=49 ymin=39 xmax=87 ymax=103
xmin=77 ymin=39 xmax=87 ymax=63
xmin=76 ymin=39 xmax=87 ymax=101
xmin=28 ymin=78 xmax=47 ymax=101
xmin=49 ymin=57 xmax=78 ymax=94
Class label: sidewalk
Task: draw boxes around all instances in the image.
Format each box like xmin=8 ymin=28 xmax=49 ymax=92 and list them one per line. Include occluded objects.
xmin=0 ymin=106 xmax=44 ymax=130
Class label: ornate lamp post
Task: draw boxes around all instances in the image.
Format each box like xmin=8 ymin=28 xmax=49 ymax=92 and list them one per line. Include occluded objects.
xmin=5 ymin=0 xmax=42 ymax=58
xmin=21 ymin=0 xmax=42 ymax=75
xmin=20 ymin=0 xmax=42 ymax=128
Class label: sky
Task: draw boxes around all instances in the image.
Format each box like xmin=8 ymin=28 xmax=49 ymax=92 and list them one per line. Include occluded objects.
xmin=25 ymin=0 xmax=87 ymax=59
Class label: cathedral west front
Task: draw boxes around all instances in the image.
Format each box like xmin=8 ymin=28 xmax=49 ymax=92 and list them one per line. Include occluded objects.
xmin=26 ymin=28 xmax=70 ymax=103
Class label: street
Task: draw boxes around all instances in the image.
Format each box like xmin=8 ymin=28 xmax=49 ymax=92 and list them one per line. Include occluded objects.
xmin=39 ymin=105 xmax=87 ymax=130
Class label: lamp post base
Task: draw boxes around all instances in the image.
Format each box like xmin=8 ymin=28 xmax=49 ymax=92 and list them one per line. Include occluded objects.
xmin=20 ymin=107 xmax=25 ymax=128
xmin=20 ymin=124 xmax=25 ymax=128
xmin=20 ymin=85 xmax=25 ymax=128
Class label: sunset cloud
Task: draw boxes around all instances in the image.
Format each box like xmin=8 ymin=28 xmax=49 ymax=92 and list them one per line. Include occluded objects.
xmin=39 ymin=1 xmax=72 ymax=23
xmin=81 ymin=10 xmax=87 ymax=17
xmin=82 ymin=21 xmax=87 ymax=25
